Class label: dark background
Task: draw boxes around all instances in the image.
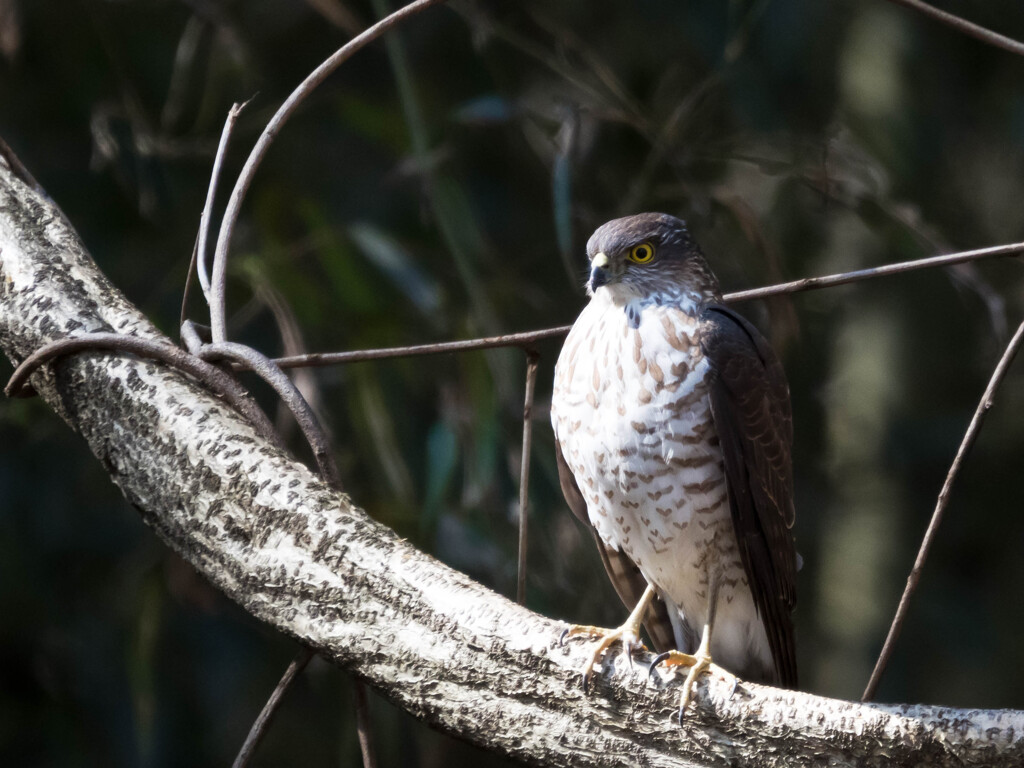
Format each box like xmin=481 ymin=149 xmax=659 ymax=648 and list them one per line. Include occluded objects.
xmin=3 ymin=0 xmax=1024 ymax=765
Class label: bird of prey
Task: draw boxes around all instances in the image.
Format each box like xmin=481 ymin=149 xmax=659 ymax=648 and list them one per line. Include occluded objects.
xmin=551 ymin=212 xmax=797 ymax=715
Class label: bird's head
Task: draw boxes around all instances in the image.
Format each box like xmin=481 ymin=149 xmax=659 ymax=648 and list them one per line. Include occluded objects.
xmin=585 ymin=212 xmax=719 ymax=303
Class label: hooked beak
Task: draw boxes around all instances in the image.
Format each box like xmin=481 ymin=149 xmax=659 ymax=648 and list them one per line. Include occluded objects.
xmin=588 ymin=252 xmax=610 ymax=292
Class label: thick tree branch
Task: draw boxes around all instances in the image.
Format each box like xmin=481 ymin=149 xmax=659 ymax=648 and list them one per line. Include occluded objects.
xmin=1 ymin=158 xmax=1022 ymax=767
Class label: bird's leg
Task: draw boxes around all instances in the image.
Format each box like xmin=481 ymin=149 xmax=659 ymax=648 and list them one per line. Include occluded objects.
xmin=677 ymin=621 xmax=714 ymax=716
xmin=648 ymin=571 xmax=726 ymax=721
xmin=560 ymin=583 xmax=655 ymax=688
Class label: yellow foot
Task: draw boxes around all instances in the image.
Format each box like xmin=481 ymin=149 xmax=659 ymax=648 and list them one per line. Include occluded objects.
xmin=559 ymin=622 xmax=648 ymax=689
xmin=648 ymin=647 xmax=718 ymax=722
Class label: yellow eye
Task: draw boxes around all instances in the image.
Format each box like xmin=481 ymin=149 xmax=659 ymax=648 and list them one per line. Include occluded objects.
xmin=628 ymin=242 xmax=655 ymax=264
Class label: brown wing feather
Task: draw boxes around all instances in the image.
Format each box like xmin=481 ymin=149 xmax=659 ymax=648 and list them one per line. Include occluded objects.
xmin=700 ymin=304 xmax=798 ymax=688
xmin=554 ymin=440 xmax=677 ymax=653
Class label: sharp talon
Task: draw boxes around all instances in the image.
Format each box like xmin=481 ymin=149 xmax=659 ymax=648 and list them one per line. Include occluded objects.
xmin=559 ymin=628 xmax=570 ymax=647
xmin=676 ymin=704 xmax=686 ymax=726
xmin=651 ymin=651 xmax=672 ymax=669
xmin=648 ymin=651 xmax=672 ymax=683
xmin=728 ymin=676 xmax=738 ymax=699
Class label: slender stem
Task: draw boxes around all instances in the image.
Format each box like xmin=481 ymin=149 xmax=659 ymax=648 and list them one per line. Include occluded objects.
xmin=862 ymin=317 xmax=1024 ymax=702
xmin=272 ymin=326 xmax=570 ymax=369
xmin=198 ymin=342 xmax=342 ymax=490
xmin=884 ymin=0 xmax=1024 ymax=58
xmin=517 ymin=352 xmax=540 ymax=606
xmin=209 ymin=0 xmax=448 ymax=342
xmin=198 ymin=101 xmax=248 ymax=300
xmin=232 ymin=647 xmax=315 ymax=768
xmin=180 ymin=235 xmax=199 ymax=331
xmin=4 ymin=333 xmax=280 ymax=446
xmin=723 ymin=241 xmax=1024 ymax=304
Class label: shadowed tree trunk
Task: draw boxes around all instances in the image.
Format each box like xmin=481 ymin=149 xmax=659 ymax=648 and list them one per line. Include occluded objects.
xmin=1 ymin=153 xmax=1022 ymax=767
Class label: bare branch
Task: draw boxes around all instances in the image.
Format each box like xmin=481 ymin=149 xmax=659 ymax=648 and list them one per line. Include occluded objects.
xmin=862 ymin=316 xmax=1024 ymax=702
xmin=232 ymin=647 xmax=315 ymax=768
xmin=723 ymin=241 xmax=1024 ymax=303
xmin=271 ymin=326 xmax=572 ymax=368
xmin=197 ymin=100 xmax=248 ymax=301
xmin=884 ymin=0 xmax=1024 ymax=58
xmin=209 ymin=0 xmax=448 ymax=343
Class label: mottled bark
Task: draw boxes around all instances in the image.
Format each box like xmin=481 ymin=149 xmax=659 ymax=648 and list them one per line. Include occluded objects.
xmin=0 ymin=156 xmax=1021 ymax=768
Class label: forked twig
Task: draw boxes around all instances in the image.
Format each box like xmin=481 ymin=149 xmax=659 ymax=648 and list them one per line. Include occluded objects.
xmin=516 ymin=352 xmax=540 ymax=605
xmin=884 ymin=0 xmax=1024 ymax=58
xmin=862 ymin=317 xmax=1024 ymax=702
xmin=208 ymin=0 xmax=448 ymax=343
xmin=231 ymin=647 xmax=315 ymax=768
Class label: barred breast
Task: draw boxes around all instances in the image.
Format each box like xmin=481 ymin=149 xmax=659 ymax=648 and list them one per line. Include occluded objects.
xmin=552 ymin=290 xmax=769 ymax=673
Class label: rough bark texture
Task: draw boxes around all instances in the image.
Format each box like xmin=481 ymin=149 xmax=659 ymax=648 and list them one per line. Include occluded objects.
xmin=1 ymin=156 xmax=1022 ymax=767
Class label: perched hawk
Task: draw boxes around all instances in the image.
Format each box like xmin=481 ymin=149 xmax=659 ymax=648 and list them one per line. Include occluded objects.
xmin=551 ymin=213 xmax=797 ymax=713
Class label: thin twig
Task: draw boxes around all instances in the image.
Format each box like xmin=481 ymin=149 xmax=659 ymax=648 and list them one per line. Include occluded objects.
xmin=231 ymin=647 xmax=315 ymax=768
xmin=197 ymin=100 xmax=249 ymax=301
xmin=272 ymin=326 xmax=570 ymax=369
xmin=353 ymin=680 xmax=378 ymax=768
xmin=209 ymin=0 xmax=448 ymax=343
xmin=198 ymin=342 xmax=342 ymax=490
xmin=862 ymin=317 xmax=1024 ymax=702
xmin=884 ymin=0 xmax=1024 ymax=58
xmin=3 ymin=333 xmax=280 ymax=446
xmin=267 ymin=240 xmax=1024 ymax=370
xmin=180 ymin=235 xmax=200 ymax=332
xmin=516 ymin=351 xmax=540 ymax=606
xmin=723 ymin=241 xmax=1024 ymax=304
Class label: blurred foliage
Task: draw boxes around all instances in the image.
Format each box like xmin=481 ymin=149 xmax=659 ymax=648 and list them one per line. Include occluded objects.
xmin=3 ymin=0 xmax=1024 ymax=765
